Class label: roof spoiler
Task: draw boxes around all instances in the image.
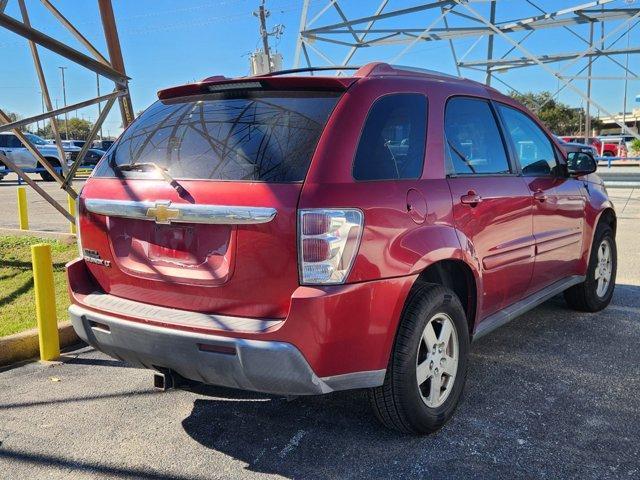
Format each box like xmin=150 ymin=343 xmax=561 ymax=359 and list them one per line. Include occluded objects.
xmin=158 ymin=76 xmax=357 ymax=100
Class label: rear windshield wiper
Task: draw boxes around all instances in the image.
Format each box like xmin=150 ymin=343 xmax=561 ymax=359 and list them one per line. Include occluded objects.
xmin=115 ymin=162 xmax=188 ymax=195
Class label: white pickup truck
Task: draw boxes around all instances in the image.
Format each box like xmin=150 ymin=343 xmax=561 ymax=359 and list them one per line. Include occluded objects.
xmin=0 ymin=132 xmax=80 ymax=181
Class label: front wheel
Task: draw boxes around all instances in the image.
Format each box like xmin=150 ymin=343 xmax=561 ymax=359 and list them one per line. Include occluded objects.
xmin=39 ymin=160 xmax=60 ymax=181
xmin=369 ymin=284 xmax=470 ymax=434
xmin=564 ymin=223 xmax=616 ymax=312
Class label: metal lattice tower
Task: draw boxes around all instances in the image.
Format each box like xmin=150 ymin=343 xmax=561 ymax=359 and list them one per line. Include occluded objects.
xmin=294 ymin=0 xmax=640 ymax=140
xmin=0 ymin=0 xmax=134 ymax=222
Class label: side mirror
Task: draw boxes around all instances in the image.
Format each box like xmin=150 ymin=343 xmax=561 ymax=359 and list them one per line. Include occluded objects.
xmin=567 ymin=151 xmax=597 ymax=176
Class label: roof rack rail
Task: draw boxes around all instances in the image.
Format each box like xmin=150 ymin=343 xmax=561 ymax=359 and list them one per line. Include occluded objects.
xmin=389 ymin=64 xmax=459 ymax=79
xmin=255 ymin=66 xmax=361 ymax=77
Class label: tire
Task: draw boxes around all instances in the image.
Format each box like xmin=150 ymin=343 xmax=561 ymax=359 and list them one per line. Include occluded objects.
xmin=564 ymin=223 xmax=616 ymax=312
xmin=369 ymin=284 xmax=470 ymax=435
xmin=39 ymin=159 xmax=60 ymax=181
xmin=602 ymin=151 xmax=614 ymax=157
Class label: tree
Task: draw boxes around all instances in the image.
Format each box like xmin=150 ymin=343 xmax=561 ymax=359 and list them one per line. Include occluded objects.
xmin=65 ymin=117 xmax=93 ymax=140
xmin=5 ymin=111 xmax=20 ymax=122
xmin=508 ymin=91 xmax=601 ymax=136
xmin=34 ymin=117 xmax=94 ymax=140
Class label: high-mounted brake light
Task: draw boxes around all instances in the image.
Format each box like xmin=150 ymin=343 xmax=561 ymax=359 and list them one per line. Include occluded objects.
xmin=298 ymin=209 xmax=363 ymax=285
xmin=206 ymin=81 xmax=263 ymax=92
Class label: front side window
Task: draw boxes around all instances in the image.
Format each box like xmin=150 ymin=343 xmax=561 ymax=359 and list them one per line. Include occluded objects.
xmin=25 ymin=134 xmax=48 ymax=146
xmin=352 ymin=94 xmax=427 ymax=181
xmin=94 ymin=90 xmax=341 ymax=182
xmin=498 ymin=105 xmax=558 ymax=176
xmin=444 ymin=97 xmax=510 ymax=175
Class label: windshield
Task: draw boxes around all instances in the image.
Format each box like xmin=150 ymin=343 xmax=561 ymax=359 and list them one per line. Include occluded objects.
xmin=25 ymin=133 xmax=48 ymax=146
xmin=94 ymin=90 xmax=341 ymax=182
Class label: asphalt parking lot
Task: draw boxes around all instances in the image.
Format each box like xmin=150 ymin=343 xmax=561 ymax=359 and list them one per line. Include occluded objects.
xmin=1 ymin=182 xmax=639 ymax=479
xmin=0 ymin=174 xmax=85 ymax=232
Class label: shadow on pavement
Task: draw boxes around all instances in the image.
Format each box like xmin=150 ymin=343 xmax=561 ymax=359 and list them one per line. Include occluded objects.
xmin=0 ymin=389 xmax=158 ymax=411
xmin=0 ymin=448 xmax=194 ymax=480
xmin=178 ymin=286 xmax=640 ymax=479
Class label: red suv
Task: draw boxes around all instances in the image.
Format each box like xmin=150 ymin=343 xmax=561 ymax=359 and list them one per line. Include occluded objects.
xmin=67 ymin=63 xmax=617 ymax=434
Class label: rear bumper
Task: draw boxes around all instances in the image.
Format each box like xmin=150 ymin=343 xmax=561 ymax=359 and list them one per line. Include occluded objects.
xmin=67 ymin=257 xmax=417 ymax=395
xmin=70 ymin=303 xmax=385 ymax=395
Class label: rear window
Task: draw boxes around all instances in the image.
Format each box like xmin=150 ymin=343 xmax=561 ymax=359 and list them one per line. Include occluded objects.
xmin=94 ymin=90 xmax=341 ymax=182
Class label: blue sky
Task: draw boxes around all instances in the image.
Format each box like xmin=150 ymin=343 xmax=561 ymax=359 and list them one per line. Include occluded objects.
xmin=1 ymin=0 xmax=638 ymax=137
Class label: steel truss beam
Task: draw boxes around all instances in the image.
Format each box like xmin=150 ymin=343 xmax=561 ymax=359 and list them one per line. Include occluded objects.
xmin=454 ymin=0 xmax=640 ymax=140
xmin=460 ymin=46 xmax=640 ymax=71
xmin=298 ymin=0 xmax=640 ymax=141
xmin=0 ymin=11 xmax=128 ymax=85
xmin=0 ymin=91 xmax=125 ymax=133
xmin=304 ymin=8 xmax=639 ymax=47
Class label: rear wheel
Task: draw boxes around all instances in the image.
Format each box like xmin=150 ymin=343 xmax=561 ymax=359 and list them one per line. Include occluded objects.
xmin=39 ymin=159 xmax=60 ymax=181
xmin=564 ymin=223 xmax=616 ymax=312
xmin=369 ymin=284 xmax=469 ymax=434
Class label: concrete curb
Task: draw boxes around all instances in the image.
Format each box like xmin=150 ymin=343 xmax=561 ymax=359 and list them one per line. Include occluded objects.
xmin=0 ymin=322 xmax=79 ymax=367
xmin=0 ymin=227 xmax=76 ymax=244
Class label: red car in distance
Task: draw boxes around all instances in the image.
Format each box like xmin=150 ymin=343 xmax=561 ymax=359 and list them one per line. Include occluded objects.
xmin=67 ymin=63 xmax=617 ymax=434
xmin=562 ymin=136 xmax=628 ymax=158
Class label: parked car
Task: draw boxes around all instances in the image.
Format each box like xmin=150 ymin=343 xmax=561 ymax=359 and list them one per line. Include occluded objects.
xmin=80 ymin=148 xmax=106 ymax=167
xmin=93 ymin=139 xmax=114 ymax=151
xmin=555 ymin=136 xmax=598 ymax=156
xmin=67 ymin=63 xmax=617 ymax=434
xmin=0 ymin=132 xmax=80 ymax=181
xmin=62 ymin=139 xmax=87 ymax=149
xmin=562 ymin=136 xmax=628 ymax=158
xmin=598 ymin=135 xmax=637 ymax=155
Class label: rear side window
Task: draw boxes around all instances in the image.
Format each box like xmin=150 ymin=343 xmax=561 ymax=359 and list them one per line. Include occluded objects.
xmin=0 ymin=134 xmax=23 ymax=148
xmin=497 ymin=105 xmax=558 ymax=176
xmin=353 ymin=94 xmax=427 ymax=181
xmin=94 ymin=91 xmax=341 ymax=182
xmin=444 ymin=97 xmax=510 ymax=175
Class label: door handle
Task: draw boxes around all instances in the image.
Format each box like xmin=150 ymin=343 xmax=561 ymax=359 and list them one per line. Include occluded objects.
xmin=460 ymin=191 xmax=482 ymax=206
xmin=533 ymin=190 xmax=547 ymax=202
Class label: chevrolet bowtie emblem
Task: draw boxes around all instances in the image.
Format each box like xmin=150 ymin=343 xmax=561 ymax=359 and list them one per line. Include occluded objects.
xmin=146 ymin=201 xmax=180 ymax=224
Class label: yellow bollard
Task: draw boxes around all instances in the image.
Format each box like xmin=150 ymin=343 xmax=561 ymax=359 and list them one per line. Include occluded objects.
xmin=31 ymin=244 xmax=60 ymax=361
xmin=67 ymin=194 xmax=76 ymax=234
xmin=17 ymin=186 xmax=29 ymax=230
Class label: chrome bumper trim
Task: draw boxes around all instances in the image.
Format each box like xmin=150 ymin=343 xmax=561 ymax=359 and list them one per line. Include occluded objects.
xmin=84 ymin=198 xmax=277 ymax=225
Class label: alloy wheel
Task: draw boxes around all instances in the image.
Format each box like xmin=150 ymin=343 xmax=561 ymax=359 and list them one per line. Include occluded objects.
xmin=595 ymin=238 xmax=613 ymax=298
xmin=416 ymin=312 xmax=459 ymax=408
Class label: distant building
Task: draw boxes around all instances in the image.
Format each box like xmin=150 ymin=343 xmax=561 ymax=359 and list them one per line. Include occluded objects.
xmin=597 ymin=107 xmax=640 ymax=135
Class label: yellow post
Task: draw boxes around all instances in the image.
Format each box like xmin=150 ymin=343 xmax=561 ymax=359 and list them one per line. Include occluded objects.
xmin=17 ymin=186 xmax=29 ymax=230
xmin=67 ymin=194 xmax=76 ymax=234
xmin=31 ymin=243 xmax=60 ymax=361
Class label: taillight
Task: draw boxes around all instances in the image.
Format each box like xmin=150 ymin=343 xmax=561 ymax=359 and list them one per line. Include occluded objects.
xmin=298 ymin=209 xmax=363 ymax=285
xmin=75 ymin=196 xmax=83 ymax=258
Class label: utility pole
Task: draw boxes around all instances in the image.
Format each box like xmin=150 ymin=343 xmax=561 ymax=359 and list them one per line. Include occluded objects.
xmin=257 ymin=1 xmax=272 ymax=72
xmin=622 ymin=28 xmax=630 ymax=131
xmin=58 ymin=66 xmax=69 ymax=140
xmin=584 ymin=23 xmax=594 ymax=141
